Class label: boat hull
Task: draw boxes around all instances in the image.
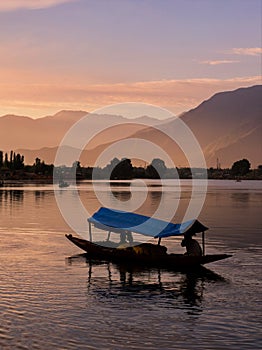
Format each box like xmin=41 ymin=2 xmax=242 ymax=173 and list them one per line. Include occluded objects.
xmin=65 ymin=234 xmax=231 ymax=270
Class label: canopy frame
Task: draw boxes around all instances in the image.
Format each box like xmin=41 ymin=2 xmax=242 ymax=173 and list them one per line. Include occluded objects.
xmin=88 ymin=207 xmax=208 ymax=239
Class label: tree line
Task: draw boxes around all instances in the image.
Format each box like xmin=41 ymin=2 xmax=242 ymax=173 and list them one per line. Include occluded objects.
xmin=55 ymin=157 xmax=262 ymax=180
xmin=1 ymin=150 xmax=261 ymax=180
xmin=0 ymin=150 xmax=24 ymax=170
xmin=0 ymin=151 xmax=53 ymax=179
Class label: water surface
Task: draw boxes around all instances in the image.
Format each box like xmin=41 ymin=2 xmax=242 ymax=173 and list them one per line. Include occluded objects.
xmin=0 ymin=180 xmax=261 ymax=349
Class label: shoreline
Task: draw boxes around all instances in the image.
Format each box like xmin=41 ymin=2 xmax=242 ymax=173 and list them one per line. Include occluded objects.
xmin=1 ymin=177 xmax=261 ymax=186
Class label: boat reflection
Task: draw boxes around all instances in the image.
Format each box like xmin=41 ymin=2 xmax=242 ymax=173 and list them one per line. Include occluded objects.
xmin=66 ymin=254 xmax=226 ymax=314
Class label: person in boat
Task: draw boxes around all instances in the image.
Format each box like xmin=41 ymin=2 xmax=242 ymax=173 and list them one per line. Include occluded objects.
xmin=118 ymin=231 xmax=131 ymax=249
xmin=181 ymin=233 xmax=202 ymax=256
xmin=119 ymin=231 xmax=134 ymax=245
xmin=119 ymin=231 xmax=127 ymax=244
xmin=126 ymin=231 xmax=133 ymax=245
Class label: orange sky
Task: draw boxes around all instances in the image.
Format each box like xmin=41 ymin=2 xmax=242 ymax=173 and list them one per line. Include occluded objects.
xmin=0 ymin=76 xmax=261 ymax=118
xmin=0 ymin=0 xmax=261 ymax=118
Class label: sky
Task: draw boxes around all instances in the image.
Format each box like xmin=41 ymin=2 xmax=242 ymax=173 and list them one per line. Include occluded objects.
xmin=0 ymin=0 xmax=261 ymax=119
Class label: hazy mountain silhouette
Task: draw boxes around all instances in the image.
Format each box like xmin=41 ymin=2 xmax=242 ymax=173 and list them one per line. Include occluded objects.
xmin=128 ymin=85 xmax=262 ymax=168
xmin=0 ymin=110 xmax=160 ymax=151
xmin=180 ymin=85 xmax=262 ymax=167
xmin=0 ymin=110 xmax=87 ymax=150
xmin=1 ymin=85 xmax=261 ymax=168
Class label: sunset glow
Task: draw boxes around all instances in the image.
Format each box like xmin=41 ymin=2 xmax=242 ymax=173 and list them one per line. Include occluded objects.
xmin=0 ymin=0 xmax=261 ymax=118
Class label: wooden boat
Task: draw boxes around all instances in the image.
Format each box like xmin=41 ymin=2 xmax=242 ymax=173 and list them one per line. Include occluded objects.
xmin=59 ymin=180 xmax=70 ymax=188
xmin=66 ymin=207 xmax=232 ymax=270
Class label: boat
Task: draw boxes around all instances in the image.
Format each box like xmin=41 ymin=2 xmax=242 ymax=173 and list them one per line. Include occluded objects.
xmin=66 ymin=207 xmax=232 ymax=270
xmin=59 ymin=180 xmax=70 ymax=188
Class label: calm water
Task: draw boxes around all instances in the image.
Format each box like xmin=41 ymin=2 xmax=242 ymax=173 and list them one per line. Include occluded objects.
xmin=0 ymin=180 xmax=261 ymax=350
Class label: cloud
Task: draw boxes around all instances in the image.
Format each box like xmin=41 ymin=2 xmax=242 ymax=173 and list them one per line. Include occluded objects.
xmin=200 ymin=60 xmax=239 ymax=65
xmin=0 ymin=75 xmax=260 ymax=118
xmin=0 ymin=0 xmax=78 ymax=12
xmin=230 ymin=47 xmax=262 ymax=56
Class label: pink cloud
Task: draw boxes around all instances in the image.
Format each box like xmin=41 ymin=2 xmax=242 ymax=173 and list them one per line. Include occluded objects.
xmin=200 ymin=60 xmax=239 ymax=65
xmin=0 ymin=0 xmax=78 ymax=12
xmin=230 ymin=47 xmax=262 ymax=56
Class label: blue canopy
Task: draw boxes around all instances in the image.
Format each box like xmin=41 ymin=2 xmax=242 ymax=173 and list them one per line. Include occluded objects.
xmin=88 ymin=207 xmax=208 ymax=239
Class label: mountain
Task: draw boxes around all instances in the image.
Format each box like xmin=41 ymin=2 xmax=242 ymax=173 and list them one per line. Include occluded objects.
xmin=0 ymin=110 xmax=161 ymax=152
xmin=1 ymin=85 xmax=261 ymax=168
xmin=180 ymin=85 xmax=262 ymax=167
xmin=0 ymin=110 xmax=87 ymax=150
xmin=15 ymin=145 xmax=115 ymax=166
xmin=128 ymin=85 xmax=262 ymax=168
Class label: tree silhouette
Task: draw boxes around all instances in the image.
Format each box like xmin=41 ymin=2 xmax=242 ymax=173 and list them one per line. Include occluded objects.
xmin=231 ymin=158 xmax=251 ymax=176
xmin=110 ymin=158 xmax=133 ymax=180
xmin=10 ymin=150 xmax=13 ymax=167
xmin=146 ymin=158 xmax=167 ymax=179
xmin=13 ymin=153 xmax=24 ymax=170
xmin=0 ymin=151 xmax=3 ymax=168
xmin=4 ymin=153 xmax=9 ymax=168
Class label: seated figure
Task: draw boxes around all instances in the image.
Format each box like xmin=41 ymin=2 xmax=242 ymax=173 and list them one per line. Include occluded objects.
xmin=181 ymin=234 xmax=202 ymax=256
xmin=117 ymin=231 xmax=130 ymax=249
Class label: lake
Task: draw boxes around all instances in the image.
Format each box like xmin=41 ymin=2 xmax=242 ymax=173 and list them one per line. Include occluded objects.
xmin=0 ymin=180 xmax=261 ymax=349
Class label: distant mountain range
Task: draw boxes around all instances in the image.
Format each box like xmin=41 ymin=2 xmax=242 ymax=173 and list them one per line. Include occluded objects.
xmin=129 ymin=85 xmax=262 ymax=168
xmin=0 ymin=110 xmax=162 ymax=150
xmin=0 ymin=85 xmax=261 ymax=168
xmin=180 ymin=84 xmax=262 ymax=167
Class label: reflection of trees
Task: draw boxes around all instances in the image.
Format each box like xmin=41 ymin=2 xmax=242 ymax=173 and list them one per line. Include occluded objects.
xmin=34 ymin=190 xmax=46 ymax=202
xmin=148 ymin=190 xmax=162 ymax=205
xmin=109 ymin=181 xmax=132 ymax=201
xmin=10 ymin=190 xmax=24 ymax=202
xmin=109 ymin=183 xmax=162 ymax=208
xmin=231 ymin=192 xmax=250 ymax=204
xmin=139 ymin=190 xmax=162 ymax=214
xmin=66 ymin=255 xmax=225 ymax=315
xmin=0 ymin=190 xmax=24 ymax=205
xmin=111 ymin=191 xmax=132 ymax=202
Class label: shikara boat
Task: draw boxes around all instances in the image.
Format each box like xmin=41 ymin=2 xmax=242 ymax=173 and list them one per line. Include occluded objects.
xmin=59 ymin=180 xmax=70 ymax=188
xmin=66 ymin=207 xmax=232 ymax=270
